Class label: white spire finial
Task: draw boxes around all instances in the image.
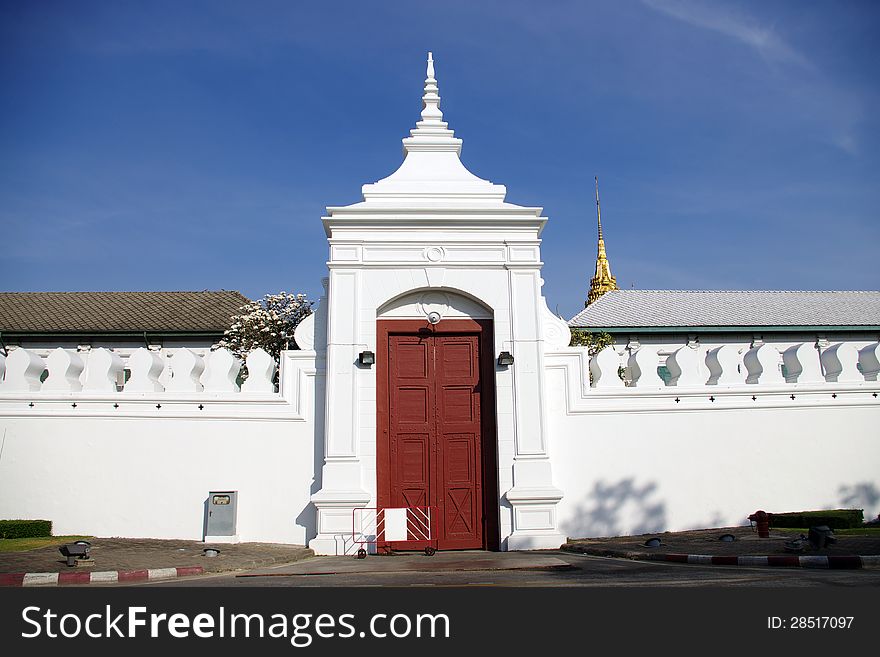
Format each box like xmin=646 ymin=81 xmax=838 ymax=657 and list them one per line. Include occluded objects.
xmin=401 ymin=51 xmax=462 ymax=155
xmin=361 ymin=51 xmax=509 ymax=201
xmin=419 ymin=50 xmax=444 ymax=125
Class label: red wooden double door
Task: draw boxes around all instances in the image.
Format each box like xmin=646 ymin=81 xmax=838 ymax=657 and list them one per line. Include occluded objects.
xmin=377 ymin=319 xmax=498 ymax=551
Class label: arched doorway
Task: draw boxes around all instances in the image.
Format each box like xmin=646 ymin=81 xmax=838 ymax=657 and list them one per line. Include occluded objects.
xmin=376 ymin=294 xmax=499 ymax=551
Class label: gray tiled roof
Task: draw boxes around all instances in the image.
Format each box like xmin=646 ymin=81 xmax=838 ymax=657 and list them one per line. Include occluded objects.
xmin=0 ymin=291 xmax=251 ymax=333
xmin=568 ymin=290 xmax=880 ymax=329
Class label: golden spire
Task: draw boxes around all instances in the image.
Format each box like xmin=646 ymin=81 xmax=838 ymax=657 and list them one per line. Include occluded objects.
xmin=586 ymin=176 xmax=619 ymax=306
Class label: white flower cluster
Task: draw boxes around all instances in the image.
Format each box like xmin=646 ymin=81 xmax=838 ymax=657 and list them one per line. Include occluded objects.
xmin=217 ymin=291 xmax=314 ymax=361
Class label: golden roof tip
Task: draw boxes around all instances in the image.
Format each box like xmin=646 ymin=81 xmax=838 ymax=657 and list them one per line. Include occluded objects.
xmin=586 ymin=176 xmax=619 ymax=306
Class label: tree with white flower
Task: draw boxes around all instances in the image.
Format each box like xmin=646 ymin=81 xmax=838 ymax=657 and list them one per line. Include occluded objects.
xmin=217 ymin=292 xmax=314 ymax=361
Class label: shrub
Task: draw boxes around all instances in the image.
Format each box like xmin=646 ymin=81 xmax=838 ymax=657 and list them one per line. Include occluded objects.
xmin=569 ymin=330 xmax=613 ymax=355
xmin=770 ymin=509 xmax=864 ymax=530
xmin=570 ymin=331 xmax=626 ymax=383
xmin=0 ymin=519 xmax=53 ymax=539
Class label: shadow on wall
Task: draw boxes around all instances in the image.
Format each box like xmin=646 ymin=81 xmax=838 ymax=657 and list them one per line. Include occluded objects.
xmin=562 ymin=478 xmax=667 ymax=539
xmin=688 ymin=511 xmax=726 ymax=530
xmin=499 ymin=498 xmax=513 ymax=552
xmin=838 ymin=482 xmax=880 ymax=518
xmin=202 ymin=498 xmax=210 ymax=540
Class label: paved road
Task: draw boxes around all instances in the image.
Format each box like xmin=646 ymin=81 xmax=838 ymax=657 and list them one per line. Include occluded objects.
xmin=143 ymin=551 xmax=880 ymax=587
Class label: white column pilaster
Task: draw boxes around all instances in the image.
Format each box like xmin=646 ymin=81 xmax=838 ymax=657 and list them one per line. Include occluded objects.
xmin=503 ymin=270 xmax=564 ymax=550
xmin=310 ymin=269 xmax=370 ymax=555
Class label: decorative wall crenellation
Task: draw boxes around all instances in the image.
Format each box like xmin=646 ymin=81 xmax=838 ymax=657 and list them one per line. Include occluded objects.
xmin=596 ymin=341 xmax=880 ymax=388
xmin=0 ymin=346 xmax=280 ymax=395
xmin=547 ymin=341 xmax=880 ymax=415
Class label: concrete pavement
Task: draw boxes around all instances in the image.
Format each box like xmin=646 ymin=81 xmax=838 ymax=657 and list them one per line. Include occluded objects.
xmin=0 ymin=538 xmax=313 ymax=586
xmin=2 ymin=525 xmax=878 ymax=586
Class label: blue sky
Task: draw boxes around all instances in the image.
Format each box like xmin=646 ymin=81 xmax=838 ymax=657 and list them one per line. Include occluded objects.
xmin=1 ymin=0 xmax=878 ymax=319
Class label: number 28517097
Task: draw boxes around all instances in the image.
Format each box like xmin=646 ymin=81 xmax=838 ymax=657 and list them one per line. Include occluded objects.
xmin=768 ymin=616 xmax=854 ymax=629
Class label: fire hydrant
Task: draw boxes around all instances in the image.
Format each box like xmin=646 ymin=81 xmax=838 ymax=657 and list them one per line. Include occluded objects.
xmin=749 ymin=510 xmax=771 ymax=538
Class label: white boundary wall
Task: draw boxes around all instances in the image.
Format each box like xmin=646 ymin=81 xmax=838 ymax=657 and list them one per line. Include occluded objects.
xmin=546 ymin=345 xmax=880 ymax=537
xmin=1 ymin=340 xmax=878 ymax=545
xmin=0 ymin=350 xmax=322 ymax=544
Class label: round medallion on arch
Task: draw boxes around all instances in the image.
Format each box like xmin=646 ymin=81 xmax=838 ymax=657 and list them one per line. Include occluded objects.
xmin=423 ymin=246 xmax=445 ymax=262
xmin=418 ymin=291 xmax=450 ymax=320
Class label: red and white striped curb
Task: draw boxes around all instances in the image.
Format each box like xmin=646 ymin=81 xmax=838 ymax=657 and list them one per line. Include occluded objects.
xmin=0 ymin=566 xmax=205 ymax=587
xmin=562 ymin=545 xmax=880 ymax=569
xmin=659 ymin=554 xmax=880 ymax=569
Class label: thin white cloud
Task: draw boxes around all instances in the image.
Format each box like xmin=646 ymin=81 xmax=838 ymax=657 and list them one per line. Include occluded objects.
xmin=641 ymin=0 xmax=865 ymax=154
xmin=641 ymin=0 xmax=811 ymax=69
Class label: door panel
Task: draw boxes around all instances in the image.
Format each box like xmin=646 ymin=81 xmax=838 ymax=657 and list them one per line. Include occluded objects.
xmin=435 ymin=335 xmax=482 ymax=549
xmin=398 ymin=435 xmax=429 ymax=508
xmin=396 ymin=388 xmax=429 ymax=423
xmin=444 ymin=488 xmax=475 ymax=538
xmin=383 ymin=328 xmax=487 ymax=550
xmin=442 ymin=437 xmax=478 ymax=543
xmin=395 ymin=342 xmax=428 ymax=377
xmin=388 ymin=335 xmax=432 ymax=550
xmin=439 ymin=387 xmax=474 ymax=422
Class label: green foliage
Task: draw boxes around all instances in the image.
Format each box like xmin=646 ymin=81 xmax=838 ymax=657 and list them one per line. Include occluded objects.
xmin=0 ymin=536 xmax=92 ymax=553
xmin=773 ymin=527 xmax=880 ymax=537
xmin=569 ymin=330 xmax=613 ymax=355
xmin=570 ymin=331 xmax=622 ymax=384
xmin=769 ymin=509 xmax=864 ymax=530
xmin=0 ymin=519 xmax=52 ymax=539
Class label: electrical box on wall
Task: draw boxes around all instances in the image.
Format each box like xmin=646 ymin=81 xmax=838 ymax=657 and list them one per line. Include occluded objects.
xmin=204 ymin=491 xmax=239 ymax=544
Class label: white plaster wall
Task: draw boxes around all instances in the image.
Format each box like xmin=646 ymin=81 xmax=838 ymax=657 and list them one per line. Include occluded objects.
xmin=0 ymin=350 xmax=322 ymax=545
xmin=0 ymin=416 xmax=316 ymax=543
xmin=551 ymin=406 xmax=880 ymax=538
xmin=545 ymin=351 xmax=880 ymax=538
